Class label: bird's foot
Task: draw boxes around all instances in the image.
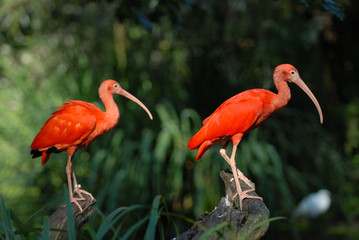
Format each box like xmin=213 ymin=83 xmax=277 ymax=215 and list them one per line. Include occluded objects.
xmin=233 ymin=189 xmax=263 ymax=210
xmin=73 ymin=186 xmax=94 ymax=201
xmin=230 ymin=169 xmax=255 ymax=189
xmin=70 ymin=196 xmax=85 ymax=213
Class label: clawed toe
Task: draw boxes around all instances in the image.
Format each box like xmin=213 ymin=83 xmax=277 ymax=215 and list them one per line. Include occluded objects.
xmin=74 ymin=187 xmax=94 ymax=201
xmin=73 ymin=196 xmax=85 ymax=201
xmin=69 ymin=186 xmax=94 ymax=212
xmin=232 ymin=190 xmax=263 ymax=201
xmin=70 ymin=197 xmax=84 ymax=212
xmin=232 ymin=189 xmax=263 ymax=210
xmin=241 ymin=189 xmax=263 ymax=201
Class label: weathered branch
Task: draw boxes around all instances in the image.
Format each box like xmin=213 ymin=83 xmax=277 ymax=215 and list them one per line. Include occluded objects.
xmin=49 ymin=194 xmax=96 ymax=240
xmin=175 ymin=170 xmax=270 ymax=240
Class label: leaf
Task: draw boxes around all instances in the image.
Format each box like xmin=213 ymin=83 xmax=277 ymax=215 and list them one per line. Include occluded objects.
xmin=121 ymin=217 xmax=149 ymax=240
xmin=39 ymin=218 xmax=50 ymax=240
xmin=96 ymin=205 xmax=144 ymax=239
xmin=9 ymin=210 xmax=29 ymax=238
xmin=135 ymin=11 xmax=152 ymax=31
xmin=197 ymin=222 xmax=231 ymax=240
xmin=64 ymin=186 xmax=76 ymax=240
xmin=239 ymin=216 xmax=287 ymax=240
xmin=144 ymin=195 xmax=162 ymax=240
xmin=0 ymin=194 xmax=18 ymax=240
xmin=323 ymin=0 xmax=345 ymax=21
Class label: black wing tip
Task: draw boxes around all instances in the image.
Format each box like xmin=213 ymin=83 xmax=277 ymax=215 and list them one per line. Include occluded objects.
xmin=31 ymin=149 xmax=42 ymax=158
xmin=31 ymin=147 xmax=59 ymax=158
xmin=46 ymin=146 xmax=59 ymax=154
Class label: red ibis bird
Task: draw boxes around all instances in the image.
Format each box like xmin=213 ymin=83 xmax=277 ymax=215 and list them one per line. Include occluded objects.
xmin=187 ymin=64 xmax=323 ymax=210
xmin=31 ymin=80 xmax=153 ymax=212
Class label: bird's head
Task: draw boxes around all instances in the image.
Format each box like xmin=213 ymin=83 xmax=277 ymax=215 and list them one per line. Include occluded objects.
xmin=274 ymin=64 xmax=301 ymax=83
xmin=274 ymin=64 xmax=323 ymax=124
xmin=100 ymin=80 xmax=153 ymax=120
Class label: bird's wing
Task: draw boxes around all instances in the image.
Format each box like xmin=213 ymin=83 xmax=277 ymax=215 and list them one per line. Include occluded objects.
xmin=203 ymin=92 xmax=264 ymax=139
xmin=188 ymin=91 xmax=265 ymax=150
xmin=31 ymin=101 xmax=97 ymax=151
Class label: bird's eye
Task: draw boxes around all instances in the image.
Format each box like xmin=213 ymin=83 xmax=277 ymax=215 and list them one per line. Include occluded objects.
xmin=290 ymin=70 xmax=296 ymax=75
xmin=113 ymin=84 xmax=118 ymax=88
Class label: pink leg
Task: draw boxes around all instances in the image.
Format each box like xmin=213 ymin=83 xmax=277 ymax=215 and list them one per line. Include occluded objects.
xmin=66 ymin=154 xmax=85 ymax=212
xmin=219 ymin=139 xmax=262 ymax=210
xmin=233 ymin=169 xmax=255 ymax=189
xmin=72 ymin=171 xmax=94 ymax=201
xmin=219 ymin=143 xmax=254 ymax=189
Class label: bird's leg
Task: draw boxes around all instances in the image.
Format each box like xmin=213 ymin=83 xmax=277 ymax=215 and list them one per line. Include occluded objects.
xmin=220 ymin=141 xmax=262 ymax=210
xmin=219 ymin=141 xmax=230 ymax=160
xmin=233 ymin=169 xmax=255 ymax=189
xmin=66 ymin=154 xmax=84 ymax=212
xmin=219 ymin=143 xmax=255 ymax=189
xmin=72 ymin=171 xmax=81 ymax=190
xmin=72 ymin=171 xmax=94 ymax=201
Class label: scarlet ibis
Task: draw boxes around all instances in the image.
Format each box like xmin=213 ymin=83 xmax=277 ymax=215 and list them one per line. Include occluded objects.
xmin=187 ymin=64 xmax=323 ymax=210
xmin=31 ymin=80 xmax=153 ymax=212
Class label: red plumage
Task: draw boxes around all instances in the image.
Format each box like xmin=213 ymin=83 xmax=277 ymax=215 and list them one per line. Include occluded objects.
xmin=30 ymin=80 xmax=153 ymax=212
xmin=187 ymin=64 xmax=323 ymax=210
xmin=187 ymin=89 xmax=277 ymax=160
xmin=31 ymin=101 xmax=98 ymax=164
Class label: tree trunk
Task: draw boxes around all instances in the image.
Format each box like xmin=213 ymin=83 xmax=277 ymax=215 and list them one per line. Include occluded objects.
xmin=175 ymin=170 xmax=270 ymax=240
xmin=49 ymin=194 xmax=96 ymax=240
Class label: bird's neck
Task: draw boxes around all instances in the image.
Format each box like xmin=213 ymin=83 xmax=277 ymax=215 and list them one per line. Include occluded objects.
xmin=100 ymin=92 xmax=120 ymax=127
xmin=274 ymin=76 xmax=291 ymax=110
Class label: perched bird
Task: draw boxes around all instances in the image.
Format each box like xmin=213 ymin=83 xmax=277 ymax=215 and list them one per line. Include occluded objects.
xmin=31 ymin=80 xmax=153 ymax=212
xmin=187 ymin=64 xmax=323 ymax=210
xmin=294 ymin=189 xmax=331 ymax=218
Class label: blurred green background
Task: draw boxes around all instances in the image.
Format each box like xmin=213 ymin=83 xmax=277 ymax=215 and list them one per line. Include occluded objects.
xmin=0 ymin=0 xmax=358 ymax=239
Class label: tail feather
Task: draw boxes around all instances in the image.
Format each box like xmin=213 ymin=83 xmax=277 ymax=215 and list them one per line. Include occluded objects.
xmin=188 ymin=126 xmax=214 ymax=160
xmin=31 ymin=146 xmax=59 ymax=165
xmin=195 ymin=140 xmax=214 ymax=160
xmin=41 ymin=152 xmax=51 ymax=165
xmin=187 ymin=126 xmax=207 ymax=150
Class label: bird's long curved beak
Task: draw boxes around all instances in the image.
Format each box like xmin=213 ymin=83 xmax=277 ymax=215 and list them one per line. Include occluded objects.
xmin=119 ymin=89 xmax=153 ymax=120
xmin=293 ymin=77 xmax=323 ymax=124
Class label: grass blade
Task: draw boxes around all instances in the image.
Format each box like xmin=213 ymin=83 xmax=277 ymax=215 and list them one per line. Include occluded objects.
xmin=144 ymin=195 xmax=162 ymax=240
xmin=121 ymin=217 xmax=149 ymax=240
xmin=0 ymin=194 xmax=18 ymax=240
xmin=96 ymin=205 xmax=144 ymax=239
xmin=64 ymin=186 xmax=76 ymax=240
xmin=197 ymin=222 xmax=230 ymax=240
xmin=39 ymin=217 xmax=50 ymax=240
xmin=9 ymin=210 xmax=29 ymax=238
xmin=239 ymin=216 xmax=287 ymax=240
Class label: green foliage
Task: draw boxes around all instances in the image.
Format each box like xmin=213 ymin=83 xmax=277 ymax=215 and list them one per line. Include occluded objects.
xmin=2 ymin=193 xmax=284 ymax=239
xmin=0 ymin=0 xmax=357 ymax=239
xmin=0 ymin=193 xmax=168 ymax=239
xmin=0 ymin=195 xmax=17 ymax=240
xmin=196 ymin=222 xmax=231 ymax=240
xmin=64 ymin=187 xmax=76 ymax=240
xmin=239 ymin=216 xmax=287 ymax=240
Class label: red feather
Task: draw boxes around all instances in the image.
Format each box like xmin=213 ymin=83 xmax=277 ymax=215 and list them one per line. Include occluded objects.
xmin=187 ymin=89 xmax=278 ymax=160
xmin=30 ymin=80 xmax=153 ymax=212
xmin=187 ymin=64 xmax=323 ymax=210
xmin=31 ymin=101 xmax=99 ymax=164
